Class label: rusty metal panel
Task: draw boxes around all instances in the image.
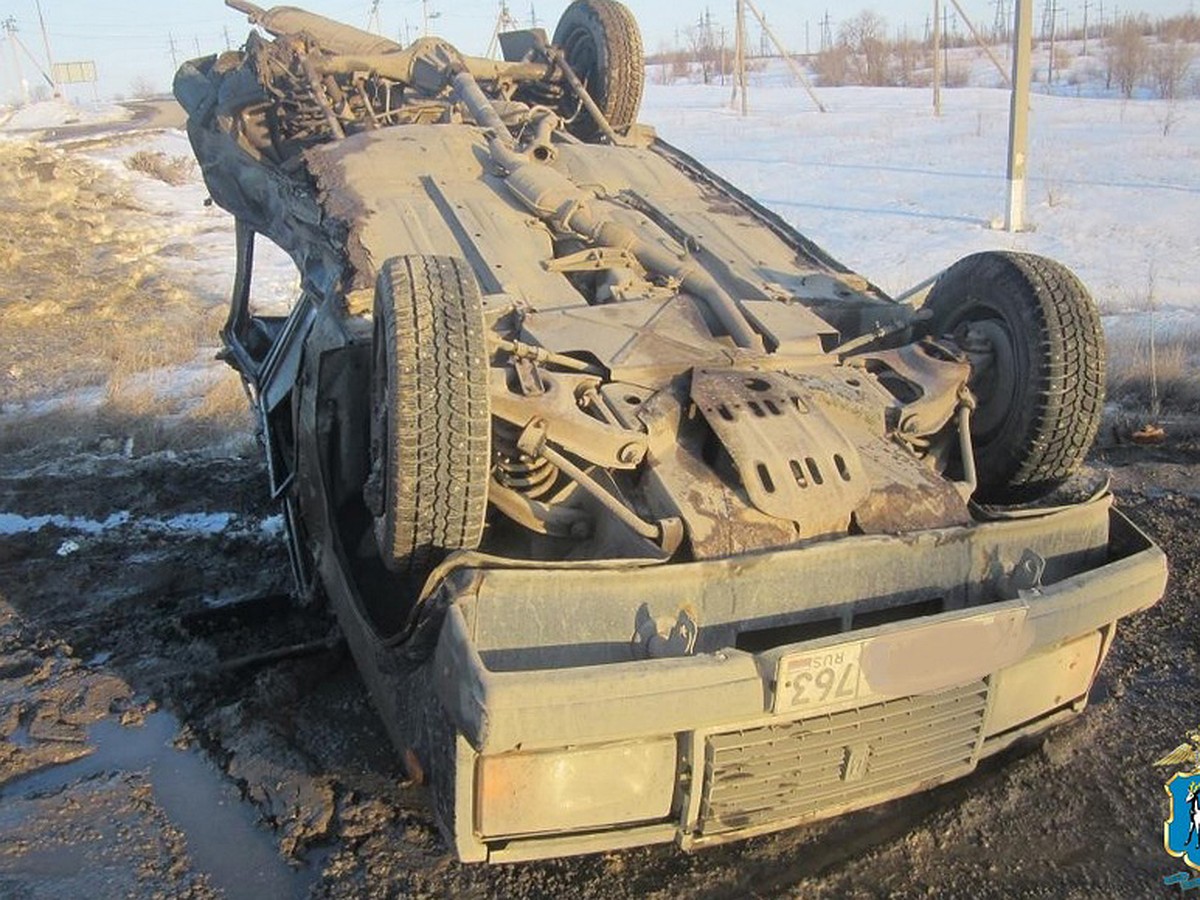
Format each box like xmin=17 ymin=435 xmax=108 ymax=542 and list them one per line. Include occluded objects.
xmin=692 ymin=368 xmax=870 ymax=536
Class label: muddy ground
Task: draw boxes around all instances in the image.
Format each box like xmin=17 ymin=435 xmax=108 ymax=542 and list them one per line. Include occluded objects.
xmin=1 ymin=117 xmax=1199 ymax=899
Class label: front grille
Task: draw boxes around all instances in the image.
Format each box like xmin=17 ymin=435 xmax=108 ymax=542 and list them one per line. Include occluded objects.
xmin=697 ymin=680 xmax=989 ymax=836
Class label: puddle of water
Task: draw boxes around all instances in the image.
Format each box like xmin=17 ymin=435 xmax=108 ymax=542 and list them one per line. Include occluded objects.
xmin=1 ymin=712 xmax=315 ymax=899
xmin=8 ymin=720 xmax=34 ymax=749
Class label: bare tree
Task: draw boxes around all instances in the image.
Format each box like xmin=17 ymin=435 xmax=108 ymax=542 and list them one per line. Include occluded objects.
xmin=892 ymin=33 xmax=926 ymax=87
xmin=838 ymin=11 xmax=892 ymax=86
xmin=1106 ymin=16 xmax=1149 ymax=97
xmin=813 ymin=44 xmax=852 ymax=87
xmin=684 ymin=13 xmax=722 ymax=85
xmin=130 ymin=75 xmax=158 ymax=99
xmin=1151 ymin=40 xmax=1195 ymax=99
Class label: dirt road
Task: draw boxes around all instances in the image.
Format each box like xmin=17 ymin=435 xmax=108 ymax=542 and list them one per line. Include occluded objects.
xmin=1 ymin=119 xmax=1198 ymax=899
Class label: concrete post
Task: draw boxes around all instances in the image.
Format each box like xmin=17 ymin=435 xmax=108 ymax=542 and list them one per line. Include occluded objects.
xmin=1005 ymin=0 xmax=1034 ymax=232
xmin=933 ymin=0 xmax=942 ymax=116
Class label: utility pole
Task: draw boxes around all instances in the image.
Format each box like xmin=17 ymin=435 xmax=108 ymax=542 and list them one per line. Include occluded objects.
xmin=820 ymin=10 xmax=832 ymax=52
xmin=1047 ymin=0 xmax=1057 ymax=83
xmin=992 ymin=0 xmax=1010 ymax=42
xmin=486 ymin=1 xmax=521 ymax=59
xmin=744 ymin=0 xmax=825 ymax=111
xmin=224 ymin=26 xmax=233 ymax=51
xmin=933 ymin=0 xmax=942 ymax=115
xmin=168 ymin=33 xmax=179 ymax=72
xmin=366 ymin=0 xmax=382 ymax=34
xmin=943 ymin=4 xmax=950 ymax=75
xmin=719 ymin=25 xmax=726 ymax=85
xmin=1082 ymin=0 xmax=1090 ymax=55
xmin=1006 ymin=0 xmax=1033 ymax=232
xmin=730 ymin=0 xmax=746 ymax=114
xmin=949 ymin=0 xmax=1013 ymax=86
xmin=3 ymin=17 xmax=28 ymax=103
xmin=422 ymin=0 xmax=441 ymax=36
xmin=3 ymin=17 xmax=28 ymax=104
xmin=34 ymin=0 xmax=58 ymax=97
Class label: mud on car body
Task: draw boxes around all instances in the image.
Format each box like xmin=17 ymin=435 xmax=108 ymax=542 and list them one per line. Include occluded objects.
xmin=175 ymin=0 xmax=1167 ymax=862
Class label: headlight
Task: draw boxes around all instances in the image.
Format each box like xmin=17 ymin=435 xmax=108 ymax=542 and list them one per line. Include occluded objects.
xmin=476 ymin=738 xmax=677 ymax=838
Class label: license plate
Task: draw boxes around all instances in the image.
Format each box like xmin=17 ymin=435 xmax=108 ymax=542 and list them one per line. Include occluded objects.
xmin=774 ymin=641 xmax=879 ymax=716
xmin=772 ymin=606 xmax=1030 ymax=716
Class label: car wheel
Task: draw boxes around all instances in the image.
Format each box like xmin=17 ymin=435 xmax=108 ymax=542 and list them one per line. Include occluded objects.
xmin=365 ymin=255 xmax=490 ymax=576
xmin=552 ymin=0 xmax=644 ymax=141
xmin=923 ymin=251 xmax=1105 ymax=503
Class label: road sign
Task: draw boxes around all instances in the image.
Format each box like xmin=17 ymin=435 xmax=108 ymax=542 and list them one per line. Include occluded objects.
xmin=52 ymin=60 xmax=96 ymax=84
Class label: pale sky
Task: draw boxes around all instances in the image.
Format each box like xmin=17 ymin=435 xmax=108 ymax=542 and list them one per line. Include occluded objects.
xmin=0 ymin=0 xmax=1195 ymax=102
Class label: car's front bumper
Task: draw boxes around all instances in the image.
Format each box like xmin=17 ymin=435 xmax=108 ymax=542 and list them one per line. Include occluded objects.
xmin=421 ymin=495 xmax=1165 ymax=863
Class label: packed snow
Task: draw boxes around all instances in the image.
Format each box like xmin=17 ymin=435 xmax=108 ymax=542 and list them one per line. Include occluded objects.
xmin=642 ymin=80 xmax=1200 ymax=311
xmin=0 ymin=509 xmax=278 ymax=539
xmin=0 ymin=98 xmax=131 ymax=131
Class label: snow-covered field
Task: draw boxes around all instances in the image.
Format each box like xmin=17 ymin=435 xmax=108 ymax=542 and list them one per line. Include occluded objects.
xmin=644 ymin=81 xmax=1200 ymax=312
xmin=7 ymin=82 xmax=1196 ymax=318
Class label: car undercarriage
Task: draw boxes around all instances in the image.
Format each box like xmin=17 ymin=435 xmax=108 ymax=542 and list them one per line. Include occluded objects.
xmin=174 ymin=0 xmax=1167 ymax=862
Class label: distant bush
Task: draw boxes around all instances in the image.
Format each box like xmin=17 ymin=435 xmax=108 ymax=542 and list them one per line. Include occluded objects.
xmin=1158 ymin=14 xmax=1200 ymax=44
xmin=125 ymin=150 xmax=195 ymax=187
xmin=813 ymin=45 xmax=851 ymax=86
xmin=1106 ymin=16 xmax=1150 ymax=97
xmin=892 ymin=38 xmax=926 ymax=87
xmin=944 ymin=61 xmax=971 ymax=88
xmin=839 ymin=11 xmax=893 ymax=86
xmin=648 ymin=6 xmax=1198 ymax=95
xmin=1152 ymin=40 xmax=1195 ymax=99
xmin=1107 ymin=329 xmax=1200 ymax=414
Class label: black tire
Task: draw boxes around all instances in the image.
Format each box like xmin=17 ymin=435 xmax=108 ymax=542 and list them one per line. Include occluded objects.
xmin=922 ymin=251 xmax=1105 ymax=502
xmin=552 ymin=0 xmax=644 ymax=141
xmin=364 ymin=256 xmax=490 ymax=576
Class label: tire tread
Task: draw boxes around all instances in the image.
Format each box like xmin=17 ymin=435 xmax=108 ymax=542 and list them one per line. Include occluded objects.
xmin=372 ymin=256 xmax=489 ymax=576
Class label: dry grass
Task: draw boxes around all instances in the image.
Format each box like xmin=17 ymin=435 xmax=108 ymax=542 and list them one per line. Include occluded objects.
xmin=2 ymin=364 xmax=256 ymax=458
xmin=0 ymin=141 xmax=256 ymax=459
xmin=1106 ymin=324 xmax=1200 ymax=414
xmin=124 ymin=150 xmax=196 ymax=186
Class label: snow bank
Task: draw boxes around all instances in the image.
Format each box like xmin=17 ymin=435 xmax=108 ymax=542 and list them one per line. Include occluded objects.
xmin=79 ymin=129 xmax=299 ymax=315
xmin=1 ymin=98 xmax=131 ymax=131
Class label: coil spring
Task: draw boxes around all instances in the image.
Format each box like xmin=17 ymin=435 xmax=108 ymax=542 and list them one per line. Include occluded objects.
xmin=492 ymin=423 xmax=559 ymax=500
xmin=494 ymin=454 xmax=558 ymax=500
